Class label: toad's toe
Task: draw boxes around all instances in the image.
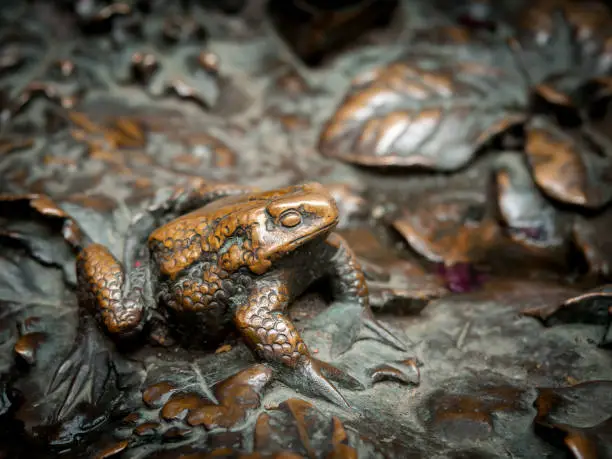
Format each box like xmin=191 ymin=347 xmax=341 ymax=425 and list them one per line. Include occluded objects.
xmin=363 ymin=316 xmax=407 ymax=352
xmin=277 ymin=355 xmax=357 ymax=409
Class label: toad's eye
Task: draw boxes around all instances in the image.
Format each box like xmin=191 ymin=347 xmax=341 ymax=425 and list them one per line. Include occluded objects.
xmin=279 ymin=210 xmax=302 ymax=228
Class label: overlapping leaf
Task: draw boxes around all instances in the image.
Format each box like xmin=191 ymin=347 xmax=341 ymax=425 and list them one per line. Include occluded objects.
xmin=391 ymin=187 xmax=499 ymax=265
xmin=492 ymin=151 xmax=569 ymax=249
xmin=572 ymin=211 xmax=612 ymax=279
xmin=337 ymin=227 xmax=448 ymax=311
xmin=0 ymin=192 xmax=136 ymax=448
xmin=525 ymin=116 xmax=612 ymax=209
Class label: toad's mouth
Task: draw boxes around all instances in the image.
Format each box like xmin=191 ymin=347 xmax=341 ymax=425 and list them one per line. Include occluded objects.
xmin=286 ymin=220 xmax=338 ymax=249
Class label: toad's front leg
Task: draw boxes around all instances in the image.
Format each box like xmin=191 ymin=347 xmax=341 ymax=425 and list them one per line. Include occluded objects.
xmin=77 ymin=243 xmax=152 ymax=339
xmin=325 ymin=232 xmax=406 ymax=354
xmin=234 ymin=282 xmax=363 ymax=409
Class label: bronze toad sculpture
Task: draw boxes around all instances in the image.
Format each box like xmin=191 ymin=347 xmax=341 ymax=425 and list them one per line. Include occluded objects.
xmin=52 ymin=182 xmax=405 ymax=409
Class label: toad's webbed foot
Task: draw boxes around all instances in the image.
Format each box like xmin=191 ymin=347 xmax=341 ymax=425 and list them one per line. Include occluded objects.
xmin=325 ymin=233 xmax=406 ymax=354
xmin=234 ymin=284 xmax=363 ymax=409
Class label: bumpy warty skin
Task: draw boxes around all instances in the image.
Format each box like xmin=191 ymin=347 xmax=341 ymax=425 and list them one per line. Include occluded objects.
xmin=234 ymin=283 xmax=309 ymax=368
xmin=326 ymin=232 xmax=369 ymax=308
xmin=156 ymin=259 xmax=254 ymax=347
xmin=77 ymin=243 xmax=145 ymax=337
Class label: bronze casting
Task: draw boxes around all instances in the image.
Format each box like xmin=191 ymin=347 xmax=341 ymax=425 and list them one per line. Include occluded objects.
xmin=54 ymin=181 xmax=405 ymax=410
xmin=1 ymin=0 xmax=612 ymax=457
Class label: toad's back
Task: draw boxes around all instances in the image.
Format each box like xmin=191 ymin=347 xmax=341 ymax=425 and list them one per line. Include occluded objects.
xmin=147 ymin=182 xmax=338 ymax=278
xmin=147 ymin=195 xmax=267 ymax=278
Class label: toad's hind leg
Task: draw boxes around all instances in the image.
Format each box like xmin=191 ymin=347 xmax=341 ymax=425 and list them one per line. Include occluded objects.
xmin=325 ymin=233 xmax=406 ymax=354
xmin=234 ymin=284 xmax=363 ymax=409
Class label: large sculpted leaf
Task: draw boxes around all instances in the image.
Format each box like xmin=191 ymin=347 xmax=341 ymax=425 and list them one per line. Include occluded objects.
xmin=0 ymin=253 xmax=69 ymax=376
xmin=319 ymin=49 xmax=526 ymax=170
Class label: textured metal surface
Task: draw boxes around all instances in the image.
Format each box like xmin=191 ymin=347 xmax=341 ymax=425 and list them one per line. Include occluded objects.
xmin=0 ymin=0 xmax=612 ymax=458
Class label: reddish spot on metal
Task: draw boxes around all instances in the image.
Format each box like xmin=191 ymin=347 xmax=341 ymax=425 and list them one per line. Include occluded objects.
xmin=436 ymin=262 xmax=486 ymax=293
